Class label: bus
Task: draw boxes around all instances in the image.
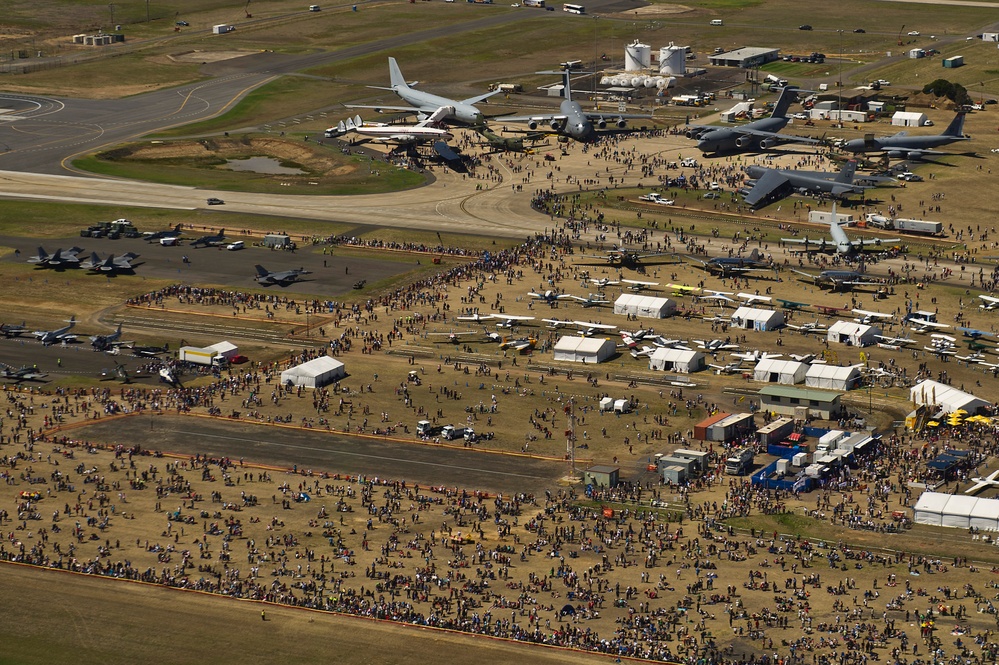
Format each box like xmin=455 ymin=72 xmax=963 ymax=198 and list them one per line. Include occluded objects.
xmin=562 ymin=3 xmax=584 ymax=13
xmin=523 ymin=0 xmax=545 ymax=7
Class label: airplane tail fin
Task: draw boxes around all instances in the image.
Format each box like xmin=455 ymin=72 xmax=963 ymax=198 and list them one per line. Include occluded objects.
xmin=562 ymin=69 xmax=573 ymax=102
xmin=255 ymin=265 xmax=269 ymax=277
xmin=388 ymin=57 xmax=409 ymax=90
xmin=173 ymin=224 xmax=181 ymax=232
xmin=770 ymin=86 xmax=798 ymax=119
xmin=943 ymin=111 xmax=966 ymax=138
xmin=837 ymin=160 xmax=857 ymax=183
xmin=36 ymin=247 xmax=48 ymax=259
xmin=748 ymin=248 xmax=762 ymax=262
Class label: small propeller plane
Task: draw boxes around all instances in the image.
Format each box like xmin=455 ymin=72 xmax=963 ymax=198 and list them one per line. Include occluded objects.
xmin=0 ymin=365 xmax=48 ymax=383
xmin=965 ymin=469 xmax=999 ymax=495
xmin=875 ymin=334 xmax=916 ymax=349
xmin=0 ymin=322 xmax=28 ymax=338
xmin=738 ymin=293 xmax=772 ymax=306
xmin=694 ymin=339 xmax=740 ymax=352
xmin=529 ymin=290 xmax=573 ymax=304
xmin=696 ymin=290 xmax=735 ymax=305
xmin=585 ymin=277 xmax=619 ymax=288
xmin=492 ymin=314 xmax=535 ymax=329
xmin=777 ymin=299 xmax=811 ymax=311
xmin=908 ymin=318 xmax=951 ymax=334
xmin=81 ymin=252 xmax=140 ymax=273
xmin=852 ymin=309 xmax=894 ymax=324
xmin=621 ymin=279 xmax=659 ymax=292
xmin=665 ymin=283 xmax=701 ymax=297
xmin=786 ymin=320 xmax=827 ymax=334
xmin=499 ymin=336 xmax=537 ymax=352
xmin=428 ymin=331 xmax=476 ymax=344
xmin=958 ymin=327 xmax=994 ymax=340
xmin=567 ymin=294 xmax=611 ymax=308
xmin=979 ymin=295 xmax=999 ymax=311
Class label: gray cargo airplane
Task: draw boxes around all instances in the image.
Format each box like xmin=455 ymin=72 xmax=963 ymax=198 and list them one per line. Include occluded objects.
xmin=781 ymin=205 xmax=900 ymax=255
xmin=495 ymin=69 xmax=649 ymax=142
xmin=255 ymin=265 xmax=311 ymax=286
xmin=686 ymin=87 xmax=822 ymax=154
xmin=346 ymin=57 xmax=497 ymax=125
xmin=841 ymin=112 xmax=970 ymax=160
xmin=740 ymin=160 xmax=883 ymax=208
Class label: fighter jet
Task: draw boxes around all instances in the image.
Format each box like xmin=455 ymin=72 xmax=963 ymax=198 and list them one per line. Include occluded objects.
xmin=841 ymin=112 xmax=970 ymax=160
xmin=143 ymin=224 xmax=183 ymax=243
xmin=686 ymin=249 xmax=769 ymax=276
xmin=189 ymin=229 xmax=226 ymax=248
xmin=27 ymin=246 xmax=83 ymax=268
xmin=495 ymin=68 xmax=650 ymax=142
xmin=686 ymin=87 xmax=823 ymax=154
xmin=33 ymin=317 xmax=77 ymax=346
xmin=345 ymin=57 xmax=499 ymax=125
xmin=81 ymin=252 xmax=140 ymax=273
xmin=0 ymin=365 xmax=48 ymax=383
xmin=0 ymin=322 xmax=28 ymax=338
xmin=254 ymin=265 xmax=311 ymax=286
xmin=740 ymin=160 xmax=886 ymax=208
xmin=781 ymin=210 xmax=900 ymax=255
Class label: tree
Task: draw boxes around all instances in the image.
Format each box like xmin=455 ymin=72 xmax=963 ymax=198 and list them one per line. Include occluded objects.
xmin=921 ymin=79 xmax=972 ymax=106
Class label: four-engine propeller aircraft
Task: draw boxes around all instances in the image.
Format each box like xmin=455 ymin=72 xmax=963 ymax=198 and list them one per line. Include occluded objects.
xmin=841 ymin=112 xmax=970 ymax=160
xmin=741 ymin=161 xmax=885 ymax=208
xmin=346 ymin=57 xmax=498 ymax=125
xmin=81 ymin=252 xmax=140 ymax=273
xmin=792 ymin=268 xmax=880 ymax=292
xmin=326 ymin=107 xmax=454 ymax=146
xmin=686 ymin=249 xmax=769 ymax=276
xmin=580 ymin=248 xmax=677 ymax=269
xmin=255 ymin=265 xmax=311 ymax=286
xmin=686 ymin=86 xmax=823 ymax=154
xmin=27 ymin=246 xmax=83 ymax=268
xmin=781 ymin=209 xmax=900 ymax=255
xmin=495 ymin=68 xmax=649 ymax=142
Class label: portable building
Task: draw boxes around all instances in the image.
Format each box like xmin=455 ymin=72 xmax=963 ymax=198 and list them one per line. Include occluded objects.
xmin=909 ymin=379 xmax=989 ymax=414
xmin=263 ymin=233 xmax=291 ymax=248
xmin=826 ymin=321 xmax=880 ymax=347
xmin=672 ymin=449 xmax=710 ymax=473
xmin=583 ymin=465 xmax=619 ymax=488
xmin=805 ymin=364 xmax=861 ymax=391
xmin=707 ymin=413 xmax=755 ymax=442
xmin=892 ymin=111 xmax=927 ymax=127
xmin=661 ymin=465 xmax=686 ymax=484
xmin=731 ymin=306 xmax=784 ymax=331
xmin=553 ymin=336 xmax=616 ymax=363
xmin=908 ymin=48 xmax=925 ymax=59
xmin=983 ymin=32 xmax=999 ymax=42
xmin=943 ymin=56 xmax=964 ymax=68
xmin=648 ymin=347 xmax=706 ymax=373
xmin=758 ymin=385 xmax=844 ymax=420
xmin=756 ymin=417 xmax=795 ymax=446
xmin=657 ymin=455 xmax=695 ymax=476
xmin=280 ymin=356 xmax=346 ymax=388
xmin=212 ymin=24 xmax=234 ymax=34
xmin=693 ymin=412 xmax=729 ymax=440
xmin=753 ymin=358 xmax=807 ymax=385
xmin=613 ymin=294 xmax=676 ymax=318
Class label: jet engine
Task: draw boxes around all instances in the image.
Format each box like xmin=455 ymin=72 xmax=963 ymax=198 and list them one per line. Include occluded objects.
xmin=549 ymin=119 xmax=562 ymax=130
xmin=758 ymin=138 xmax=777 ymax=150
xmin=735 ymin=135 xmax=754 ymax=148
xmin=596 ymin=118 xmax=607 ymax=129
xmin=527 ymin=120 xmax=540 ymax=130
xmin=616 ymin=119 xmax=627 ymax=129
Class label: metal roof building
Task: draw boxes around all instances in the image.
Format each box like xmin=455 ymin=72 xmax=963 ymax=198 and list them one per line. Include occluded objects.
xmin=709 ymin=47 xmax=780 ymax=68
xmin=758 ymin=385 xmax=844 ymax=419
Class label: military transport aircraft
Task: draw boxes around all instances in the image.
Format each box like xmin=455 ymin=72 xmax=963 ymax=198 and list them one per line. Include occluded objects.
xmin=841 ymin=112 xmax=970 ymax=160
xmin=781 ymin=210 xmax=900 ymax=256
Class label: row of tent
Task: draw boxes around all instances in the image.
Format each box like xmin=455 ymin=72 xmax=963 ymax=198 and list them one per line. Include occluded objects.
xmin=913 ymin=491 xmax=999 ymax=530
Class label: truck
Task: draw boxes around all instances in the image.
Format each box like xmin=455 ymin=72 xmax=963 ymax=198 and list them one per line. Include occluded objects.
xmin=863 ymin=214 xmax=943 ymax=236
xmin=416 ymin=420 xmax=441 ymax=437
xmin=179 ymin=346 xmax=222 ymax=366
xmin=489 ymin=82 xmax=523 ymax=93
xmin=724 ymin=447 xmax=754 ymax=475
xmin=441 ymin=425 xmax=468 ymax=441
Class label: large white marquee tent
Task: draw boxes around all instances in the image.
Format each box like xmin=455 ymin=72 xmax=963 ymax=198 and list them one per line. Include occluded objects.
xmin=913 ymin=491 xmax=999 ymax=530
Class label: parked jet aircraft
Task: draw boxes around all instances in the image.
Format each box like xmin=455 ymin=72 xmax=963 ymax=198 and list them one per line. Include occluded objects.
xmin=190 ymin=229 xmax=226 ymax=248
xmin=90 ymin=323 xmax=125 ymax=351
xmin=33 ymin=317 xmax=77 ymax=346
xmin=781 ymin=210 xmax=900 ymax=255
xmin=143 ymin=224 xmax=183 ymax=243
xmin=325 ymin=108 xmax=453 ymax=145
xmin=346 ymin=57 xmax=498 ymax=125
xmin=741 ymin=161 xmax=883 ymax=208
xmin=841 ymin=112 xmax=970 ymax=160
xmin=0 ymin=365 xmax=48 ymax=383
xmin=27 ymin=246 xmax=83 ymax=268
xmin=686 ymin=87 xmax=822 ymax=154
xmin=81 ymin=252 xmax=140 ymax=273
xmin=496 ymin=68 xmax=649 ymax=142
xmin=255 ymin=265 xmax=311 ymax=286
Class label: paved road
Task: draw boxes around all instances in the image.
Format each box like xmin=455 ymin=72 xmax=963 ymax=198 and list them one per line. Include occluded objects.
xmin=76 ymin=415 xmax=566 ymax=494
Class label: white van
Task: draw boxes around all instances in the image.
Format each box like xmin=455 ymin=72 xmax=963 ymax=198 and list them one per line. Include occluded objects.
xmin=309 ymin=5 xmax=321 ymax=11
xmin=226 ymin=241 xmax=245 ymax=251
xmin=710 ymin=19 xmax=723 ymax=26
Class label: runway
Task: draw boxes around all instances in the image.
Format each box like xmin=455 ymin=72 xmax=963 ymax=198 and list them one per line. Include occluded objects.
xmin=75 ymin=415 xmax=566 ymax=494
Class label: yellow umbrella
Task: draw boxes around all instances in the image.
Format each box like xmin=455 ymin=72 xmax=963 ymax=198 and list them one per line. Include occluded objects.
xmin=953 ymin=409 xmax=969 ymax=415
xmin=926 ymin=421 xmax=940 ymax=427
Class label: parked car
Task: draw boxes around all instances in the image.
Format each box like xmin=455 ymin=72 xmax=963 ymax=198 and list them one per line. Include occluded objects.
xmin=853 ymin=28 xmax=865 ymax=33
xmin=207 ymin=197 xmax=225 ymax=205
xmin=799 ymin=24 xmax=812 ymax=30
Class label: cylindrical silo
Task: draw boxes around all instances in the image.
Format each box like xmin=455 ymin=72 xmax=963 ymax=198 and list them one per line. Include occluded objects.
xmin=625 ymin=40 xmax=651 ymax=71
xmin=658 ymin=42 xmax=686 ymax=76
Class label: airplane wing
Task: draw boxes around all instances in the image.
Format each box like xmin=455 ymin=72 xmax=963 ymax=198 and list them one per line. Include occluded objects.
xmin=733 ymin=128 xmax=824 ymax=145
xmin=856 ymin=237 xmax=902 ymax=247
xmin=966 ymin=481 xmax=990 ymax=495
xmin=574 ymin=321 xmax=616 ymax=330
xmin=782 ymin=236 xmax=831 ymax=247
xmin=622 ymin=279 xmax=659 ymax=286
xmin=343 ymin=104 xmax=423 ymax=115
xmin=495 ymin=113 xmax=568 ymax=126
xmin=742 ymin=169 xmax=789 ymax=207
xmin=461 ymin=90 xmax=502 ymax=105
xmin=433 ymin=141 xmax=460 ymax=162
xmin=495 ymin=315 xmax=535 ymax=321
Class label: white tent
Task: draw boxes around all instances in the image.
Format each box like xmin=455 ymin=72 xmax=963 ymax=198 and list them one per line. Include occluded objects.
xmin=731 ymin=307 xmax=784 ymax=331
xmin=280 ymin=356 xmax=346 ymax=389
xmin=909 ymin=379 xmax=990 ymax=414
xmin=970 ymin=499 xmax=999 ymax=531
xmin=826 ymin=321 xmax=880 ymax=347
xmin=913 ymin=492 xmax=948 ymax=526
xmin=553 ymin=336 xmax=616 ymax=363
xmin=613 ymin=294 xmax=676 ymax=318
xmin=805 ymin=364 xmax=861 ymax=391
xmin=648 ymin=347 xmax=706 ymax=374
xmin=942 ymin=494 xmax=979 ymax=529
xmin=753 ymin=358 xmax=807 ymax=384
xmin=892 ymin=111 xmax=927 ymax=127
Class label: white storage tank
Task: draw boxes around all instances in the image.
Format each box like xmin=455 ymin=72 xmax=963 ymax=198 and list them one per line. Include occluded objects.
xmin=630 ymin=76 xmax=644 ymax=88
xmin=625 ymin=40 xmax=651 ymax=71
xmin=599 ymin=76 xmax=612 ymax=86
xmin=656 ymin=76 xmax=675 ymax=89
xmin=659 ymin=42 xmax=686 ymax=76
xmin=643 ymin=76 xmax=657 ymax=88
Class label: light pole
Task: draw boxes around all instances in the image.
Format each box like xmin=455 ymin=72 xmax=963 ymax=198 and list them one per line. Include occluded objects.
xmin=593 ymin=16 xmax=599 ymax=96
xmin=837 ymin=30 xmax=844 ymax=128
